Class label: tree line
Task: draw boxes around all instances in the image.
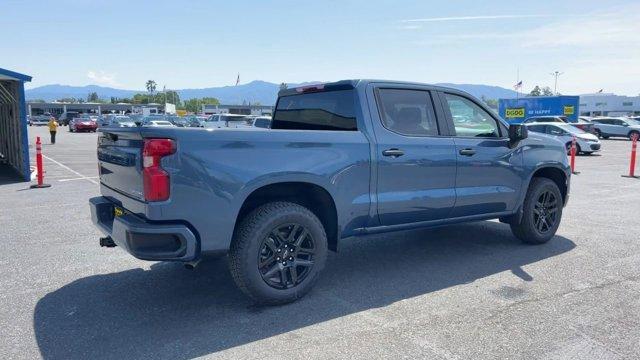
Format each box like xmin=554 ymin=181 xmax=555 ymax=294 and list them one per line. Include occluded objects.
xmin=45 ymin=79 xmax=224 ymax=113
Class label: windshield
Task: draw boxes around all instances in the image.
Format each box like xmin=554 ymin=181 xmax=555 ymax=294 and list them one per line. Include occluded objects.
xmin=626 ymin=119 xmax=640 ymax=126
xmin=113 ymin=116 xmax=132 ymax=123
xmin=222 ymin=115 xmax=248 ymax=122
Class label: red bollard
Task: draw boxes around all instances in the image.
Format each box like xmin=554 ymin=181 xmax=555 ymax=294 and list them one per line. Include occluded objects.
xmin=30 ymin=136 xmax=51 ymax=188
xmin=622 ymin=133 xmax=639 ymax=179
xmin=570 ymin=136 xmax=579 ymax=174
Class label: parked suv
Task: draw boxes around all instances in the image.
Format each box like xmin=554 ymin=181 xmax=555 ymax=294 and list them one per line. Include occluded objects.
xmin=204 ymin=114 xmax=253 ymax=129
xmin=590 ymin=117 xmax=640 ymax=140
xmin=90 ymin=80 xmax=570 ymax=304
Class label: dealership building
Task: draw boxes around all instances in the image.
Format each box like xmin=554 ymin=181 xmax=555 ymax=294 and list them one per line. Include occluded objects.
xmin=27 ymin=102 xmax=163 ymax=117
xmin=27 ymin=102 xmax=274 ymax=117
xmin=578 ymin=93 xmax=640 ymax=117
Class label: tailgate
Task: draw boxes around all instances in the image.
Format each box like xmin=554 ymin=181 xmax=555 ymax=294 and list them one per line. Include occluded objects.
xmin=97 ymin=129 xmax=145 ymax=201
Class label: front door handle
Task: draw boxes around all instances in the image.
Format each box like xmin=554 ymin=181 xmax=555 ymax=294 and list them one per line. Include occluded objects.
xmin=382 ymin=148 xmax=404 ymax=158
xmin=459 ymin=148 xmax=476 ymax=156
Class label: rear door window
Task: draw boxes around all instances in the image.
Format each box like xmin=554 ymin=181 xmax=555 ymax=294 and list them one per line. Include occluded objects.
xmin=376 ymin=89 xmax=439 ymax=136
xmin=272 ymin=90 xmax=357 ymax=131
xmin=528 ymin=125 xmax=546 ymax=133
xmin=547 ymin=126 xmax=566 ymax=136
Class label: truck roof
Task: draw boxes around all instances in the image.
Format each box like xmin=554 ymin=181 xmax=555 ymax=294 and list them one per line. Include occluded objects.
xmin=278 ymin=79 xmax=475 ymax=98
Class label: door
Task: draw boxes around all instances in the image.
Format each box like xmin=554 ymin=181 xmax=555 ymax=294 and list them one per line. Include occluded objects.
xmin=595 ymin=119 xmax=615 ymax=136
xmin=440 ymin=92 xmax=523 ymax=218
xmin=611 ymin=119 xmax=628 ymax=136
xmin=370 ymin=86 xmax=457 ymax=226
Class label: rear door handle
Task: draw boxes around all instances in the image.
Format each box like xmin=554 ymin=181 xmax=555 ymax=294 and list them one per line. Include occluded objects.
xmin=459 ymin=148 xmax=476 ymax=156
xmin=382 ymin=148 xmax=404 ymax=157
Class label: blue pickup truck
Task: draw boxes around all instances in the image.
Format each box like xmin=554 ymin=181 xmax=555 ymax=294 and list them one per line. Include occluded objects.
xmin=90 ymin=80 xmax=570 ymax=304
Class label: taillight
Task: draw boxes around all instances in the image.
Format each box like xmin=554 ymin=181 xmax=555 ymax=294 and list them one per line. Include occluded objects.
xmin=142 ymin=138 xmax=175 ymax=201
xmin=295 ymin=84 xmax=325 ymax=93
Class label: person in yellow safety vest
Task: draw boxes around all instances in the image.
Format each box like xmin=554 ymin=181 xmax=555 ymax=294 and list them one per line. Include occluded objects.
xmin=47 ymin=116 xmax=59 ymax=144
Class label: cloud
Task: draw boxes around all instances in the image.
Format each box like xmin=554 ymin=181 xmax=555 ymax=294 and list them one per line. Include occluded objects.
xmin=402 ymin=14 xmax=555 ymax=23
xmin=87 ymin=70 xmax=120 ymax=87
xmin=413 ymin=5 xmax=640 ymax=49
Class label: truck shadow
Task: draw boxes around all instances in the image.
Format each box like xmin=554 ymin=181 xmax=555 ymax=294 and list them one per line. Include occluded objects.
xmin=34 ymin=221 xmax=575 ymax=359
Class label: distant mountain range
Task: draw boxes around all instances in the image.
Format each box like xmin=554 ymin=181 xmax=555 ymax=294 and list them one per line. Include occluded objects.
xmin=26 ymin=80 xmax=517 ymax=105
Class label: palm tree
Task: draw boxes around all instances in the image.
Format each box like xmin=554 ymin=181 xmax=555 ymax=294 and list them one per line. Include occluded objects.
xmin=145 ymin=80 xmax=157 ymax=94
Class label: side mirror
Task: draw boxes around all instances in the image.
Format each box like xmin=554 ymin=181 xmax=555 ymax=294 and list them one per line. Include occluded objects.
xmin=509 ymin=124 xmax=528 ymax=144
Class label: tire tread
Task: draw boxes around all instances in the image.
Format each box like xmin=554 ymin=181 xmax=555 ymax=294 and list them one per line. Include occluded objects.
xmin=229 ymin=201 xmax=327 ymax=305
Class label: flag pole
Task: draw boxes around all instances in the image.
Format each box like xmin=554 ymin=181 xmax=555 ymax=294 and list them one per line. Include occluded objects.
xmin=516 ymin=68 xmax=520 ymax=100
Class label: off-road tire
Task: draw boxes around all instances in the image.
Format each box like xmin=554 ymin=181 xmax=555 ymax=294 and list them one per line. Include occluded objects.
xmin=510 ymin=178 xmax=563 ymax=244
xmin=229 ymin=201 xmax=328 ymax=305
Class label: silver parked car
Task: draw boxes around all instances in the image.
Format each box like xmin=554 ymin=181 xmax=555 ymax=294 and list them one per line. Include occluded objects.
xmin=103 ymin=115 xmax=136 ymax=128
xmin=252 ymin=116 xmax=272 ymax=129
xmin=204 ymin=114 xmax=253 ymax=129
xmin=590 ymin=117 xmax=640 ymax=140
xmin=526 ymin=123 xmax=601 ymax=155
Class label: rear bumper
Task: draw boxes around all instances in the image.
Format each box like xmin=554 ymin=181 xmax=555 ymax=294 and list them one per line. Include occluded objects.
xmin=89 ymin=196 xmax=199 ymax=261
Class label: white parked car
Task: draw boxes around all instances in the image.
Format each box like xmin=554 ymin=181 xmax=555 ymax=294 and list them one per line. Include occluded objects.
xmin=526 ymin=123 xmax=601 ymax=155
xmin=204 ymin=114 xmax=252 ymax=129
xmin=252 ymin=116 xmax=272 ymax=129
xmin=29 ymin=115 xmax=50 ymax=126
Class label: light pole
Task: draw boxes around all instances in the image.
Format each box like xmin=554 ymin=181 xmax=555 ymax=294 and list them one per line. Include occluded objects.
xmin=550 ymin=71 xmax=563 ymax=95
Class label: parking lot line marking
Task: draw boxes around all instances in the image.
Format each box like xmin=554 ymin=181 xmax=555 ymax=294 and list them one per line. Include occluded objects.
xmin=41 ymin=154 xmax=99 ymax=185
xmin=58 ymin=176 xmax=99 ymax=182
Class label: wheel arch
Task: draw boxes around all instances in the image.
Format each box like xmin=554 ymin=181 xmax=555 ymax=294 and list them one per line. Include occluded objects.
xmin=234 ymin=181 xmax=339 ymax=252
xmin=529 ymin=166 xmax=569 ymax=205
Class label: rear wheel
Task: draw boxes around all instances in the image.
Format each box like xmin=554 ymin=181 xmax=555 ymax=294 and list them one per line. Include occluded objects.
xmin=629 ymin=131 xmax=640 ymax=141
xmin=229 ymin=202 xmax=328 ymax=305
xmin=510 ymin=178 xmax=563 ymax=244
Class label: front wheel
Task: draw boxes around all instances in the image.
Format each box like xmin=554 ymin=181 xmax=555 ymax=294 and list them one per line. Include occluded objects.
xmin=510 ymin=178 xmax=563 ymax=244
xmin=594 ymin=129 xmax=602 ymax=138
xmin=229 ymin=202 xmax=328 ymax=305
xmin=565 ymin=142 xmax=581 ymax=155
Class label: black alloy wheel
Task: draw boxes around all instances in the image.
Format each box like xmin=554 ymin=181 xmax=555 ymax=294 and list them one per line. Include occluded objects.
xmin=533 ymin=190 xmax=559 ymax=234
xmin=258 ymin=224 xmax=315 ymax=289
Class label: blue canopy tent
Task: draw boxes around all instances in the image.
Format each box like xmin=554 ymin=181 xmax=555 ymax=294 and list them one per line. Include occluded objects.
xmin=0 ymin=67 xmax=32 ymax=182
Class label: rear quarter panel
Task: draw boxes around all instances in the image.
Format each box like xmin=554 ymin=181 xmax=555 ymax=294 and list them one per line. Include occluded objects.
xmin=142 ymin=128 xmax=371 ymax=254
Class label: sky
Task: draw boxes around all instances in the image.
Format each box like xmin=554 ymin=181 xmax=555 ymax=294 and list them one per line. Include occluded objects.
xmin=2 ymin=0 xmax=639 ymax=95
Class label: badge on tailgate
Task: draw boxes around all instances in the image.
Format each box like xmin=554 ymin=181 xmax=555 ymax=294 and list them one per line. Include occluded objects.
xmin=114 ymin=206 xmax=124 ymax=217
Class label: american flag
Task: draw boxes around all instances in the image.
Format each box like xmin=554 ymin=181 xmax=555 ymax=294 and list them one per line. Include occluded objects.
xmin=513 ymin=80 xmax=523 ymax=90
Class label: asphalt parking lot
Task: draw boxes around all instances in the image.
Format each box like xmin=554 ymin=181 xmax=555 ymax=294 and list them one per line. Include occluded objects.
xmin=1 ymin=126 xmax=639 ymax=359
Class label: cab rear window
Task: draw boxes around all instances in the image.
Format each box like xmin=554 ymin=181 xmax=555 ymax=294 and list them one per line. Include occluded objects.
xmin=272 ymin=90 xmax=357 ymax=131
